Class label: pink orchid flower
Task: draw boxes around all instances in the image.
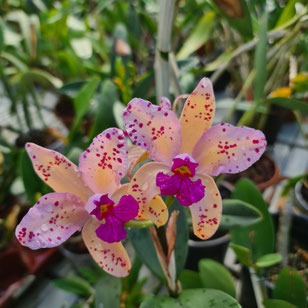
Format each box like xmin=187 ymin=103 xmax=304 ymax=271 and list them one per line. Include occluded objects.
xmin=123 ymin=78 xmax=266 ymax=240
xmin=16 ymin=128 xmax=140 ymax=277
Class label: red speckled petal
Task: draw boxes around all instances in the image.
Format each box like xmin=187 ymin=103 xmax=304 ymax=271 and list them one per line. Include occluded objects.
xmin=192 ymin=123 xmax=267 ymax=176
xmin=79 ymin=128 xmax=128 ymax=194
xmin=179 ymin=78 xmax=215 ymax=155
xmin=26 ymin=143 xmax=93 ymax=203
xmin=16 ymin=193 xmax=88 ymax=249
xmin=160 ymin=97 xmax=171 ymax=110
xmin=123 ymin=98 xmax=182 ymax=164
xmin=127 ymin=145 xmax=149 ymax=179
xmin=128 ymin=162 xmax=169 ymax=226
xmin=190 ymin=174 xmax=222 ymax=240
xmin=82 ymin=218 xmax=130 ymax=277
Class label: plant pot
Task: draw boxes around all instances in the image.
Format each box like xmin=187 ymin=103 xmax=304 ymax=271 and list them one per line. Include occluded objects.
xmin=185 ymin=231 xmax=230 ymax=271
xmin=225 ymin=153 xmax=282 ymax=192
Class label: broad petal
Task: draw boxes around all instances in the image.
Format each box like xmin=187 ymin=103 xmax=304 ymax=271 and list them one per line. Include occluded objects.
xmin=79 ymin=128 xmax=128 ymax=194
xmin=95 ymin=216 xmax=127 ymax=243
xmin=128 ymin=162 xmax=169 ymax=225
xmin=192 ymin=123 xmax=267 ymax=176
xmin=112 ymin=195 xmax=139 ymax=223
xmin=82 ymin=218 xmax=130 ymax=277
xmin=26 ymin=143 xmax=92 ymax=203
xmin=190 ymin=174 xmax=222 ymax=240
xmin=179 ymin=78 xmax=215 ymax=155
xmin=127 ymin=145 xmax=149 ymax=179
xmin=16 ymin=193 xmax=88 ymax=249
xmin=123 ymin=98 xmax=181 ymax=164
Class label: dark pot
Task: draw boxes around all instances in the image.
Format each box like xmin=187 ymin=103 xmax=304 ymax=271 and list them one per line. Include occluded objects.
xmin=185 ymin=231 xmax=230 ymax=271
xmin=225 ymin=153 xmax=282 ymax=192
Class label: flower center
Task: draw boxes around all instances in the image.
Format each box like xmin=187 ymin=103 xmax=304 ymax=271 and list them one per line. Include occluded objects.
xmin=171 ymin=153 xmax=198 ymax=178
xmin=90 ymin=194 xmax=114 ymax=221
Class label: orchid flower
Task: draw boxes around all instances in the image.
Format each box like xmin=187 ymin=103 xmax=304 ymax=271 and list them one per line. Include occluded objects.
xmin=16 ymin=128 xmax=143 ymax=277
xmin=123 ymin=78 xmax=266 ymax=240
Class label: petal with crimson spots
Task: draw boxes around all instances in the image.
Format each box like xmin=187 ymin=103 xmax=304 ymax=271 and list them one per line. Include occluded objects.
xmin=189 ymin=174 xmax=222 ymax=240
xmin=160 ymin=97 xmax=171 ymax=110
xmin=25 ymin=143 xmax=92 ymax=203
xmin=179 ymin=78 xmax=215 ymax=155
xmin=79 ymin=128 xmax=128 ymax=194
xmin=192 ymin=123 xmax=267 ymax=176
xmin=147 ymin=195 xmax=168 ymax=227
xmin=123 ymin=98 xmax=182 ymax=164
xmin=82 ymin=218 xmax=131 ymax=277
xmin=15 ymin=193 xmax=88 ymax=249
xmin=128 ymin=162 xmax=169 ymax=223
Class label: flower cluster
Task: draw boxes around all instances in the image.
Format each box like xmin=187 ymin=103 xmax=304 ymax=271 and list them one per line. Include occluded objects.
xmin=16 ymin=78 xmax=266 ymax=277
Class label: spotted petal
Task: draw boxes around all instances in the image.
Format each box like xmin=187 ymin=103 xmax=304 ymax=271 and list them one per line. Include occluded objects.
xmin=25 ymin=143 xmax=92 ymax=203
xmin=128 ymin=162 xmax=169 ymax=226
xmin=179 ymin=78 xmax=215 ymax=155
xmin=123 ymin=98 xmax=182 ymax=164
xmin=16 ymin=193 xmax=88 ymax=249
xmin=82 ymin=218 xmax=131 ymax=277
xmin=189 ymin=174 xmax=222 ymax=240
xmin=79 ymin=128 xmax=128 ymax=194
xmin=192 ymin=123 xmax=267 ymax=176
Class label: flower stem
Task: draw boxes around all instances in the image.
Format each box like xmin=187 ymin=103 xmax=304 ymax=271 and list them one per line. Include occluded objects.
xmin=125 ymin=220 xmax=154 ymax=228
xmin=165 ymin=195 xmax=175 ymax=209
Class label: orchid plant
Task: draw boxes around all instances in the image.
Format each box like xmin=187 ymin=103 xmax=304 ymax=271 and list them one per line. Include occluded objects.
xmin=123 ymin=77 xmax=266 ymax=240
xmin=16 ymin=77 xmax=267 ymax=306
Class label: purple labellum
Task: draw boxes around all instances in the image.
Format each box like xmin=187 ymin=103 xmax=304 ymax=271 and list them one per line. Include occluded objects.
xmin=89 ymin=194 xmax=139 ymax=243
xmin=156 ymin=154 xmax=205 ymax=206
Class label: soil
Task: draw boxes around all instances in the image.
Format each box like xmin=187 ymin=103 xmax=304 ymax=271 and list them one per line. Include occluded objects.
xmin=265 ymin=242 xmax=308 ymax=289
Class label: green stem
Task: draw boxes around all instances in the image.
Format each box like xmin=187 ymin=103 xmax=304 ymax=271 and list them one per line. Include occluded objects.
xmin=165 ymin=195 xmax=175 ymax=208
xmin=125 ymin=220 xmax=154 ymax=228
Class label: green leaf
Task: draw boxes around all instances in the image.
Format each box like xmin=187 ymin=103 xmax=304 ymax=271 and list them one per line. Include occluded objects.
xmin=254 ymin=12 xmax=268 ymax=102
xmin=264 ymin=299 xmax=296 ymax=308
xmin=273 ymin=267 xmax=306 ymax=308
xmin=0 ymin=19 xmax=4 ymax=52
xmin=89 ymin=80 xmax=118 ymax=140
xmin=256 ymin=253 xmax=282 ymax=268
xmin=230 ymin=179 xmax=275 ymax=261
xmin=53 ymin=275 xmax=93 ymax=297
xmin=19 ymin=149 xmax=43 ymax=204
xmin=77 ymin=267 xmax=102 ymax=284
xmin=265 ymin=97 xmax=308 ymax=115
xmin=133 ymin=72 xmax=154 ymax=99
xmin=230 ymin=243 xmax=253 ymax=267
xmin=95 ymin=274 xmax=122 ymax=308
xmin=140 ymin=289 xmax=241 ymax=308
xmin=179 ymin=270 xmax=202 ymax=290
xmin=70 ymin=77 xmax=99 ymax=140
xmin=275 ymin=0 xmax=297 ymax=28
xmin=220 ymin=199 xmax=263 ymax=229
xmin=113 ymin=101 xmax=126 ymax=130
xmin=199 ymin=259 xmax=236 ymax=298
xmin=177 ymin=11 xmax=216 ymax=60
xmin=169 ymin=199 xmax=188 ymax=278
xmin=127 ymin=227 xmax=164 ymax=280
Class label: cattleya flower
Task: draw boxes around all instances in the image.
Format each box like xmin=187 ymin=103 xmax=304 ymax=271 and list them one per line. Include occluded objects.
xmin=123 ymin=78 xmax=266 ymax=240
xmin=16 ymin=128 xmax=143 ymax=277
